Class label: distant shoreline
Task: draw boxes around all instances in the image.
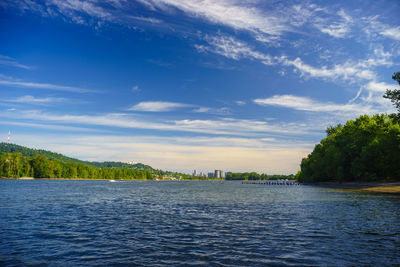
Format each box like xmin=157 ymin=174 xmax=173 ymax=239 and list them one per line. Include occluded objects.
xmin=0 ymin=177 xmax=224 ymax=181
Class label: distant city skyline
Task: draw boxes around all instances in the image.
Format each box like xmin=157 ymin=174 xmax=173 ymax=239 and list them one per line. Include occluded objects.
xmin=0 ymin=0 xmax=399 ymax=174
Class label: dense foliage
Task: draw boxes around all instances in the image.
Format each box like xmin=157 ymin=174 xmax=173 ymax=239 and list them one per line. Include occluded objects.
xmin=89 ymin=161 xmax=153 ymax=171
xmin=298 ymin=114 xmax=400 ymax=183
xmin=0 ymin=143 xmax=211 ymax=180
xmin=0 ymin=150 xmax=153 ymax=179
xmin=383 ymin=71 xmax=400 ymax=113
xmin=0 ymin=143 xmax=155 ymax=171
xmin=226 ymin=172 xmax=295 ymax=180
xmin=0 ymin=142 xmax=87 ymax=164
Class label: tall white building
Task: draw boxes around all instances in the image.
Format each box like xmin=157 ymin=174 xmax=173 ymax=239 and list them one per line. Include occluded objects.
xmin=214 ymin=170 xmax=222 ymax=179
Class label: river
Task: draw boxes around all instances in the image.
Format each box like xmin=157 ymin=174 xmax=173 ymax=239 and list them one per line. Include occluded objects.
xmin=0 ymin=180 xmax=399 ymax=266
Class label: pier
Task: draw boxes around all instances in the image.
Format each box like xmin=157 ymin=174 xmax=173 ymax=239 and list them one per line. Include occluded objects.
xmin=241 ymin=180 xmax=300 ymax=186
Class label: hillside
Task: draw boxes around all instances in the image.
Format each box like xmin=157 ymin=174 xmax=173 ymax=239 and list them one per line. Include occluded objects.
xmin=0 ymin=143 xmax=154 ymax=171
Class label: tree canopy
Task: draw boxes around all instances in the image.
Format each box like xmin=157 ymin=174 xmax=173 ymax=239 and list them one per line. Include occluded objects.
xmin=383 ymin=71 xmax=400 ymax=114
xmin=0 ymin=144 xmax=154 ymax=179
xmin=298 ymin=114 xmax=400 ymax=183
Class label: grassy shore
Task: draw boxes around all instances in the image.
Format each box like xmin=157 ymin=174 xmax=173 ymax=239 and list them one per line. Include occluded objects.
xmin=310 ymin=182 xmax=400 ymax=194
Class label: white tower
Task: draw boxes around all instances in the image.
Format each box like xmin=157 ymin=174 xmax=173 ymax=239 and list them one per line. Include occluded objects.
xmin=7 ymin=131 xmax=10 ymax=143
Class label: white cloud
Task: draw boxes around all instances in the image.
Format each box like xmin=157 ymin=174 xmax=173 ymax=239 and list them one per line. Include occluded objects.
xmin=314 ymin=9 xmax=353 ymax=38
xmin=0 ymin=120 xmax=103 ymax=132
xmin=0 ymin=79 xmax=99 ymax=93
xmin=4 ymin=95 xmax=67 ymax=104
xmin=128 ymin=15 xmax=162 ymax=24
xmin=235 ymin=100 xmax=246 ymax=106
xmin=197 ymin=34 xmax=392 ymax=85
xmin=2 ymin=0 xmax=161 ymax=27
xmin=254 ymin=94 xmax=376 ymax=114
xmin=132 ymin=85 xmax=140 ymax=91
xmin=128 ymin=101 xmax=191 ymax=112
xmin=1 ymin=109 xmax=318 ymax=137
xmin=281 ymin=57 xmax=377 ymax=82
xmin=0 ymin=55 xmax=33 ymax=69
xmin=192 ymin=106 xmax=230 ymax=115
xmin=141 ymin=0 xmax=290 ymax=38
xmin=46 ymin=0 xmax=112 ymax=24
xmin=380 ymin=26 xmax=400 ymax=41
xmin=364 ymin=81 xmax=398 ymax=93
xmin=192 ymin=107 xmax=210 ymax=113
xmin=363 ymin=17 xmax=400 ymax=41
xmin=317 ymin=24 xmax=349 ymax=38
xmin=196 ymin=34 xmax=273 ymax=64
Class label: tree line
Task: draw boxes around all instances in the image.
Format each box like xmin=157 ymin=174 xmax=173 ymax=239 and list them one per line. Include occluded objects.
xmin=298 ymin=72 xmax=400 ymax=183
xmin=0 ymin=143 xmax=155 ymax=171
xmin=0 ymin=152 xmax=153 ymax=180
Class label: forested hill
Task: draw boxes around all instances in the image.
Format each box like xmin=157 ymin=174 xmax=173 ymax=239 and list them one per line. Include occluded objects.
xmin=0 ymin=142 xmax=154 ymax=171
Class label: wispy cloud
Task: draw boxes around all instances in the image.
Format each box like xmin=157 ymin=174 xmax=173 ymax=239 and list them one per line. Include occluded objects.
xmin=192 ymin=106 xmax=230 ymax=115
xmin=196 ymin=34 xmax=274 ymax=64
xmin=363 ymin=17 xmax=400 ymax=41
xmin=2 ymin=109 xmax=319 ymax=137
xmin=2 ymin=0 xmax=161 ymax=27
xmin=0 ymin=79 xmax=99 ymax=93
xmin=314 ymin=9 xmax=353 ymax=38
xmin=128 ymin=15 xmax=162 ymax=24
xmin=254 ymin=94 xmax=376 ymax=114
xmin=235 ymin=101 xmax=246 ymax=106
xmin=281 ymin=57 xmax=378 ymax=82
xmin=380 ymin=26 xmax=400 ymax=41
xmin=128 ymin=101 xmax=192 ymax=112
xmin=0 ymin=55 xmax=33 ymax=69
xmin=197 ymin=33 xmax=392 ymax=87
xmin=140 ymin=0 xmax=291 ymax=39
xmin=364 ymin=81 xmax=398 ymax=93
xmin=42 ymin=0 xmax=112 ymax=24
xmin=0 ymin=120 xmax=104 ymax=132
xmin=131 ymin=85 xmax=140 ymax=91
xmin=4 ymin=95 xmax=67 ymax=104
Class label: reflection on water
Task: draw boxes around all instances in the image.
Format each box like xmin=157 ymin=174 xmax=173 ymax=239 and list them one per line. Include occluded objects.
xmin=0 ymin=180 xmax=399 ymax=266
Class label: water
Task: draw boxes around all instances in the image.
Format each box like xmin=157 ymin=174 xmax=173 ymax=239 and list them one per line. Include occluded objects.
xmin=0 ymin=180 xmax=399 ymax=266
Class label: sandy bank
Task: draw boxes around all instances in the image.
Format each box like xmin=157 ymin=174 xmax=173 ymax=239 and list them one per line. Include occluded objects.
xmin=309 ymin=182 xmax=400 ymax=194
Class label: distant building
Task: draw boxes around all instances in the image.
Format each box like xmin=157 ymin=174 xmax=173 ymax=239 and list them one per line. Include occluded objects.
xmin=208 ymin=172 xmax=214 ymax=178
xmin=193 ymin=170 xmax=197 ymax=176
xmin=214 ymin=170 xmax=222 ymax=179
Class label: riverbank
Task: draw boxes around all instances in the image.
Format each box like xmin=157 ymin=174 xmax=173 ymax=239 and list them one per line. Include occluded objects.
xmin=309 ymin=182 xmax=400 ymax=194
xmin=1 ymin=177 xmax=224 ymax=181
xmin=1 ymin=177 xmax=151 ymax=181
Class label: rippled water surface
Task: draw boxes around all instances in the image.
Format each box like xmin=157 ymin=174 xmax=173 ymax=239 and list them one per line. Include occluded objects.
xmin=1 ymin=180 xmax=399 ymax=266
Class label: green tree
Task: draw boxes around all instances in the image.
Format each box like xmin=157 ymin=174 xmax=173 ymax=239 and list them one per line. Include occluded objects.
xmin=32 ymin=155 xmax=49 ymax=178
xmin=298 ymin=114 xmax=400 ymax=182
xmin=383 ymin=71 xmax=400 ymax=113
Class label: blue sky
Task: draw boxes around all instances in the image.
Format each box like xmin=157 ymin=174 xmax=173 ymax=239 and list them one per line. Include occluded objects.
xmin=0 ymin=0 xmax=399 ymax=174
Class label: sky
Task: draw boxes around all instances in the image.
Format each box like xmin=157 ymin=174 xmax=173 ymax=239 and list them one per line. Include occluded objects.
xmin=0 ymin=0 xmax=399 ymax=174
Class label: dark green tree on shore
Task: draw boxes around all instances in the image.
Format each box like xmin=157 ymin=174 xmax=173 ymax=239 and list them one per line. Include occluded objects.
xmin=298 ymin=71 xmax=400 ymax=183
xmin=383 ymin=71 xmax=400 ymax=114
xmin=298 ymin=114 xmax=400 ymax=183
xmin=0 ymin=152 xmax=153 ymax=180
